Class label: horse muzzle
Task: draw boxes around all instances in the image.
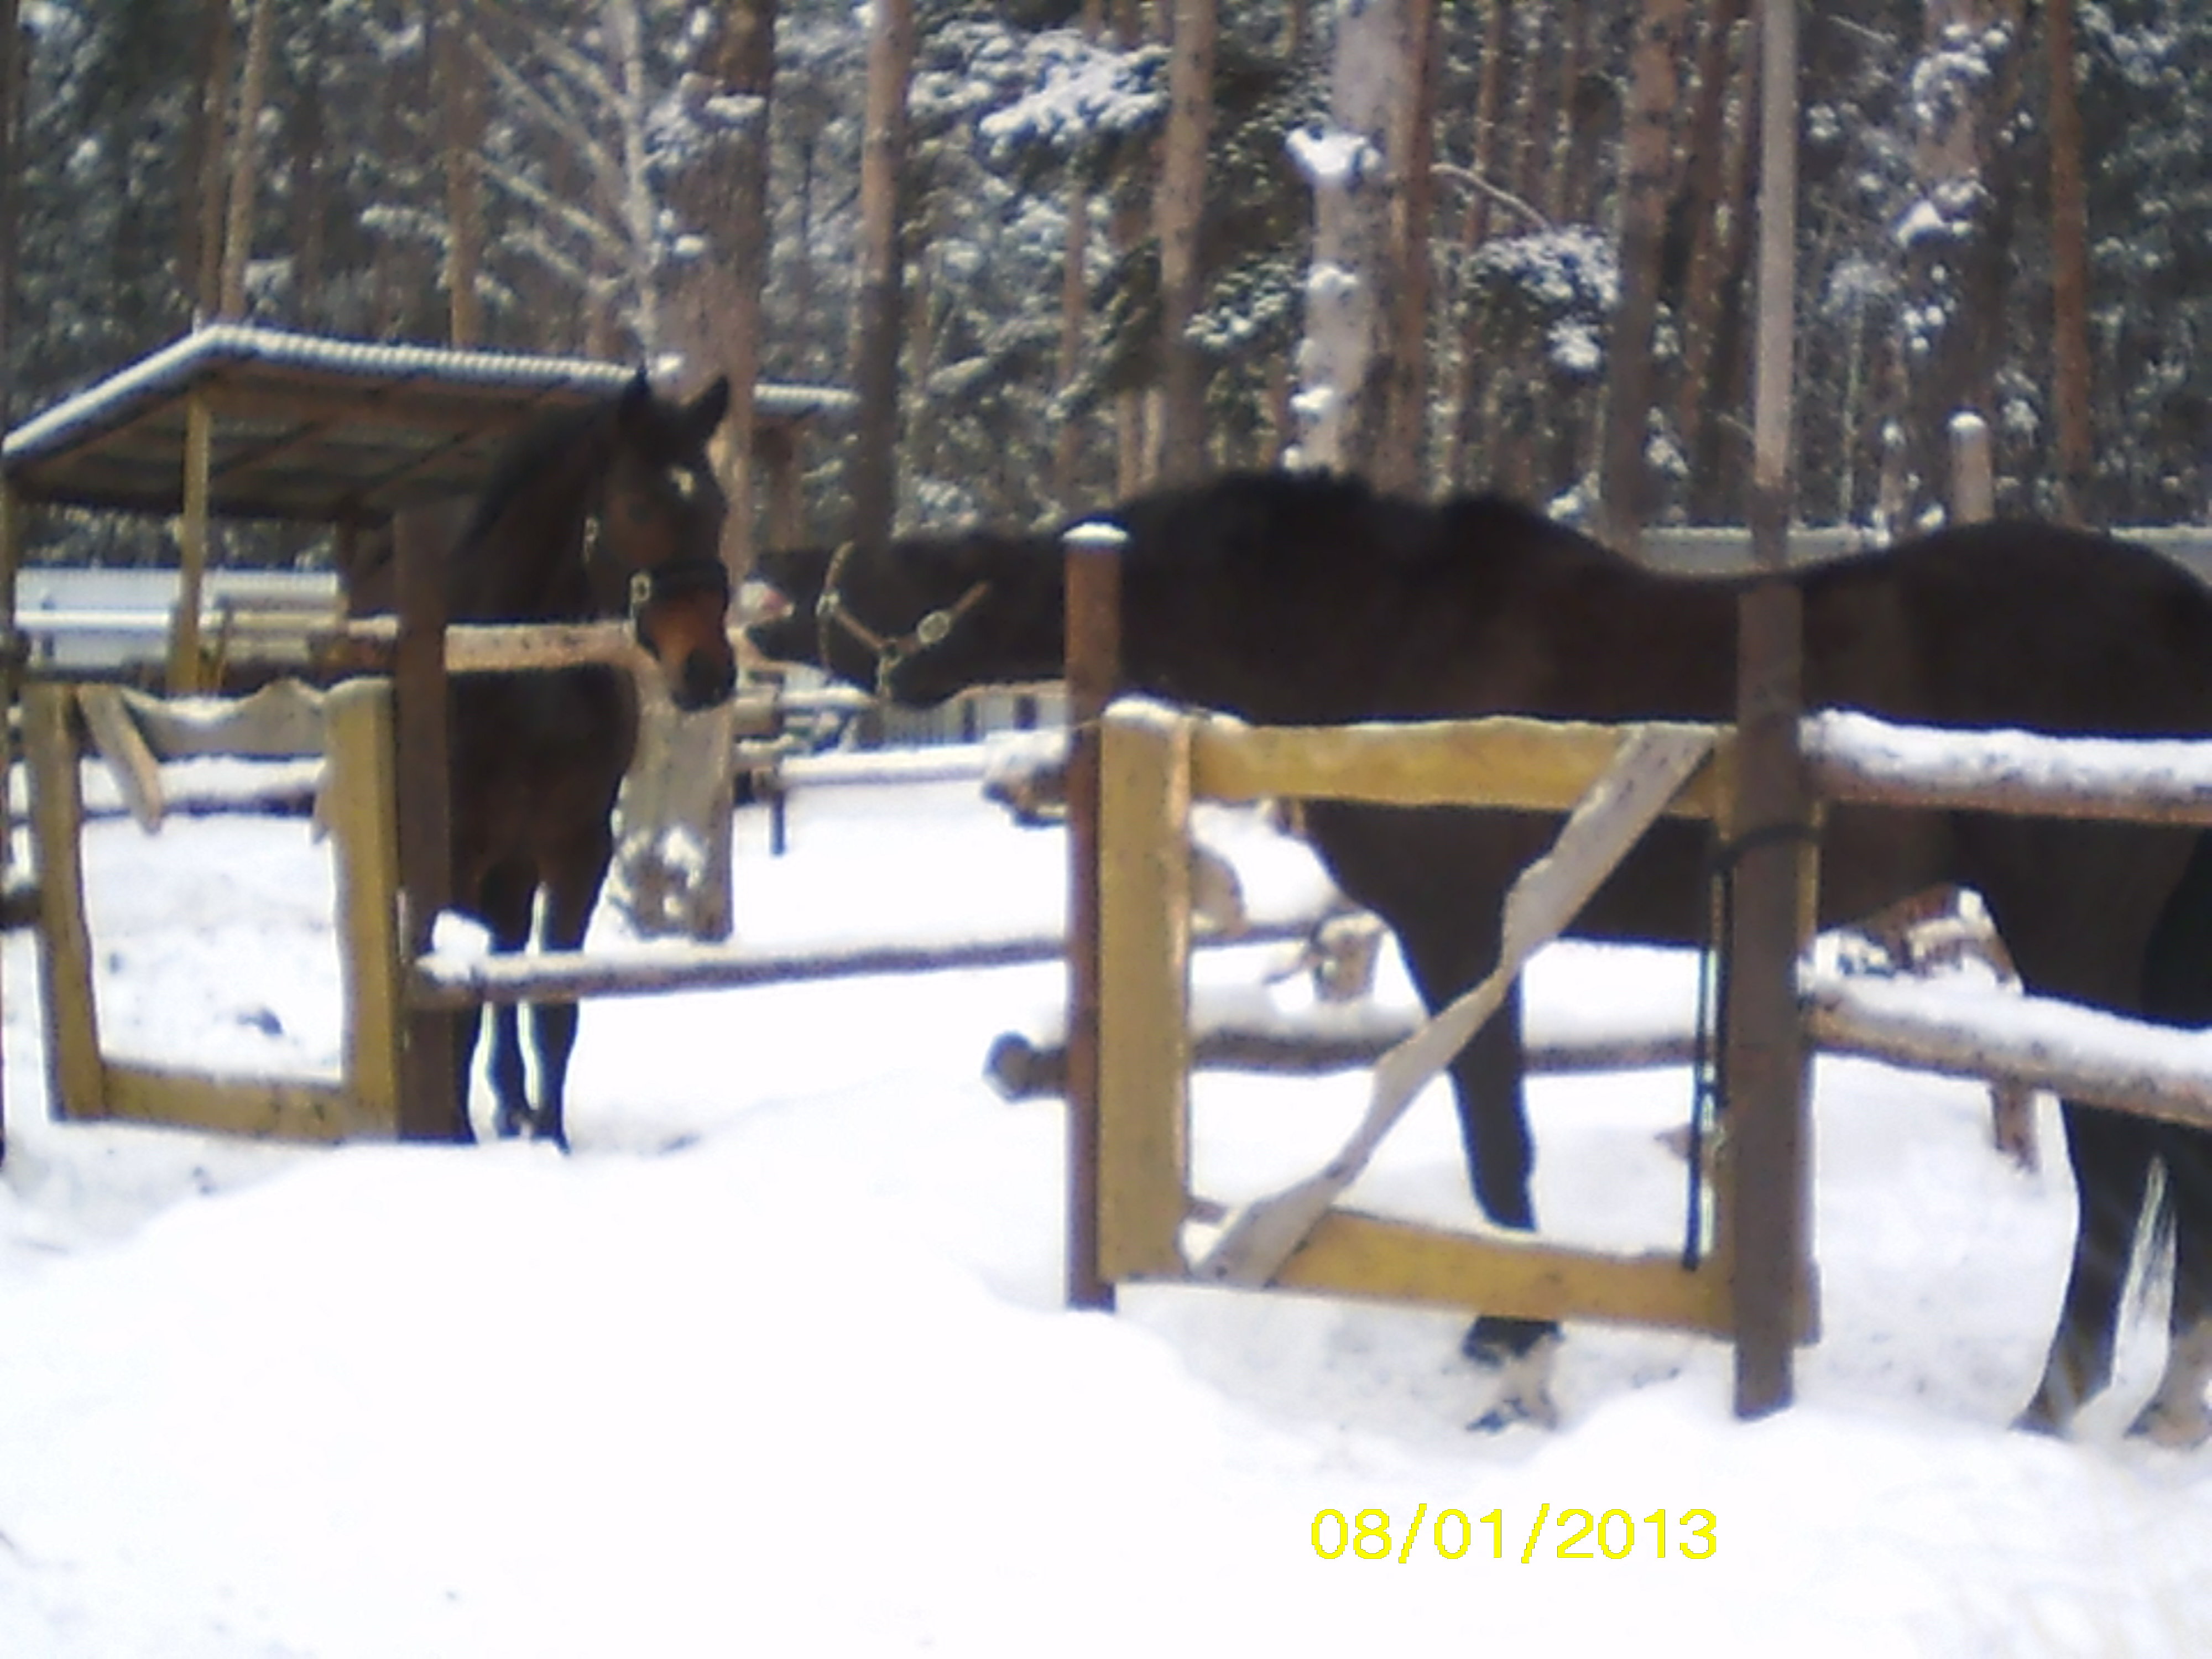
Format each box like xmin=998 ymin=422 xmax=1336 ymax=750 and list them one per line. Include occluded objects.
xmin=674 ymin=648 xmax=738 ymax=711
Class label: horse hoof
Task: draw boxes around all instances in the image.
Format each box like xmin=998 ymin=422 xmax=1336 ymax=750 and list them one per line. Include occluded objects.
xmin=1464 ymin=1330 xmax=1563 ymax=1432
xmin=1467 ymin=1385 xmax=1561 ymax=1434
xmin=1459 ymin=1314 xmax=1556 ymax=1369
xmin=2011 ymin=1401 xmax=2069 ymax=1439
xmin=2127 ymin=1399 xmax=2212 ymax=1450
xmin=531 ymin=1121 xmax=571 ymax=1154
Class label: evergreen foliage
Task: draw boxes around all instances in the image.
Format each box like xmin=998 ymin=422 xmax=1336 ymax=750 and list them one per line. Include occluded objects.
xmin=7 ymin=0 xmax=2212 ymax=563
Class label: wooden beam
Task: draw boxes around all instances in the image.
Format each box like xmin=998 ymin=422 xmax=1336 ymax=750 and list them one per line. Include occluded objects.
xmin=1728 ymin=0 xmax=1812 ymax=1420
xmin=102 ymin=1061 xmax=363 ymax=1142
xmin=984 ymin=1022 xmax=1701 ymax=1100
xmin=325 ymin=679 xmax=403 ymax=1138
xmin=312 ymin=615 xmax=650 ymax=676
xmin=1806 ymin=718 xmax=2212 ymax=827
xmin=1063 ymin=521 xmax=1125 ymax=1310
xmin=394 ymin=508 xmax=461 ymax=1141
xmin=117 ymin=679 xmax=326 ymax=761
xmin=407 ymin=916 xmax=1318 ymax=1010
xmin=1188 ymin=709 xmax=1730 ymax=817
xmin=1265 ymin=1209 xmax=1734 ymax=1335
xmin=166 ymin=389 xmax=214 ymax=693
xmin=76 ymin=683 xmax=166 ymax=832
xmin=1096 ymin=700 xmax=1192 ymax=1280
xmin=1806 ymin=979 xmax=2212 ymax=1135
xmin=22 ymin=684 xmax=104 ymax=1119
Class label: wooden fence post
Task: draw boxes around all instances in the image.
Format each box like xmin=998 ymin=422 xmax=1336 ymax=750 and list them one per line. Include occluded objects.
xmin=23 ymin=684 xmax=103 ymax=1119
xmin=166 ymin=390 xmax=213 ymax=695
xmin=1095 ymin=703 xmax=1192 ymax=1281
xmin=1064 ymin=520 xmax=1126 ymax=1311
xmin=393 ymin=506 xmax=462 ymax=1140
xmin=1728 ymin=0 xmax=1814 ymax=1419
xmin=325 ymin=678 xmax=403 ymax=1136
xmin=1950 ymin=411 xmax=1995 ymax=525
xmin=0 ymin=479 xmax=16 ymax=1161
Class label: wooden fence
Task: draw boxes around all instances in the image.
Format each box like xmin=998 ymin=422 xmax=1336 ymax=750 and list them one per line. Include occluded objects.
xmin=1069 ymin=693 xmax=2212 ymax=1399
xmin=21 ymin=677 xmax=401 ymax=1140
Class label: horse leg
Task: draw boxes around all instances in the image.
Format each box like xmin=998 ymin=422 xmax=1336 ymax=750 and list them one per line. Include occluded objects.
xmin=476 ymin=857 xmax=540 ymax=1140
xmin=2131 ymin=1133 xmax=2212 ymax=1448
xmin=1953 ymin=824 xmax=2189 ymax=1436
xmin=528 ymin=830 xmax=614 ymax=1152
xmin=2016 ymin=1105 xmax=2156 ymax=1434
xmin=1392 ymin=923 xmax=1559 ymax=1425
xmin=2125 ymin=834 xmax=2212 ymax=1446
xmin=1448 ymin=985 xmax=1564 ymax=1428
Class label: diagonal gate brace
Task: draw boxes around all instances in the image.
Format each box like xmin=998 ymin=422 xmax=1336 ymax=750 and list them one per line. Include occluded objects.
xmin=1194 ymin=723 xmax=1719 ymax=1287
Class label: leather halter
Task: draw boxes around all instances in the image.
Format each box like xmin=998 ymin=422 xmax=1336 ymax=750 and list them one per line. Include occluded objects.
xmin=583 ymin=510 xmax=732 ymax=643
xmin=814 ymin=539 xmax=990 ymax=695
xmin=626 ymin=556 xmax=732 ymax=633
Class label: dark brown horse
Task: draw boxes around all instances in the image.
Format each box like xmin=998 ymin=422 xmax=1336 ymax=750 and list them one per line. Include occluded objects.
xmin=749 ymin=468 xmax=2212 ymax=1446
xmin=348 ymin=372 xmax=736 ymax=1148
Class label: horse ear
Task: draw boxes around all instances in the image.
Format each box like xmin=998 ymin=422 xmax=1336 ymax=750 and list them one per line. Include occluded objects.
xmin=682 ymin=375 xmax=732 ymax=444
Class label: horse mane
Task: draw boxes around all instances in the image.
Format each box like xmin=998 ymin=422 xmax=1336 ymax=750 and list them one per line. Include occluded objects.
xmin=461 ymin=398 xmax=613 ymax=545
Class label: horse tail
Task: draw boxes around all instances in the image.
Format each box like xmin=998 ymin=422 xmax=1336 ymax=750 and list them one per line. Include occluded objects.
xmin=2132 ymin=1155 xmax=2177 ymax=1322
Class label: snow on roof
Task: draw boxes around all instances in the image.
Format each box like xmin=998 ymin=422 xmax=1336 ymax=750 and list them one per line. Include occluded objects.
xmin=1 ymin=325 xmax=855 ymax=525
xmin=3 ymin=324 xmax=852 ymax=466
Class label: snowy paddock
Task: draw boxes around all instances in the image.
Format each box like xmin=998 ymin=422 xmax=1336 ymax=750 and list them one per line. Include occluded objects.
xmin=4 ymin=766 xmax=2212 ymax=1656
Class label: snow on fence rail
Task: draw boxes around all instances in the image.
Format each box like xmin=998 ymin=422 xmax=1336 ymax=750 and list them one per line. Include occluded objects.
xmin=1806 ymin=710 xmax=2212 ymax=825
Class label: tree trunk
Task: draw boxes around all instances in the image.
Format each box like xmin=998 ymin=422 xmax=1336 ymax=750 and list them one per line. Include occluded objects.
xmin=1496 ymin=3 xmax=1548 ymax=498
xmin=1153 ymin=0 xmax=1216 ymax=483
xmin=1377 ymin=0 xmax=1440 ymax=493
xmin=2047 ymin=0 xmax=2091 ymax=523
xmin=1545 ymin=0 xmax=1589 ymax=224
xmin=0 ymin=0 xmax=20 ymax=426
xmin=702 ymin=0 xmax=776 ymax=572
xmin=1447 ymin=0 xmax=1510 ymax=489
xmin=186 ymin=0 xmax=236 ymax=322
xmin=288 ymin=11 xmax=328 ymax=329
xmin=436 ymin=0 xmax=484 ymax=347
xmin=1291 ymin=0 xmax=1410 ymax=476
xmin=850 ymin=0 xmax=914 ymax=553
xmin=1054 ymin=1 xmax=1106 ymax=508
xmin=604 ymin=0 xmax=661 ymax=352
xmin=1672 ymin=0 xmax=1750 ymax=505
xmin=612 ymin=0 xmax=778 ymax=947
xmin=1601 ymin=0 xmax=1689 ymax=549
xmin=1898 ymin=0 xmax=2009 ymax=526
xmin=217 ymin=0 xmax=276 ymax=320
xmin=1112 ymin=0 xmax=1156 ymax=496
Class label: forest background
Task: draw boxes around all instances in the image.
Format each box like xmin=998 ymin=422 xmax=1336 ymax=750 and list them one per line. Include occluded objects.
xmin=0 ymin=0 xmax=2205 ymax=568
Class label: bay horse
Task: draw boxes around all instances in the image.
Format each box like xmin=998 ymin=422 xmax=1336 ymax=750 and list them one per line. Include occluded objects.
xmin=749 ymin=468 xmax=2212 ymax=1446
xmin=346 ymin=372 xmax=737 ymax=1149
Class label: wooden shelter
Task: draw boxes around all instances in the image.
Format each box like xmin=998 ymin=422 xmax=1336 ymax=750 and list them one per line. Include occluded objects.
xmin=0 ymin=324 xmax=854 ymax=690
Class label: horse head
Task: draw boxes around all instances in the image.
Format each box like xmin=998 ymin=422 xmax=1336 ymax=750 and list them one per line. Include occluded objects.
xmin=752 ymin=524 xmax=1064 ymax=703
xmin=586 ymin=372 xmax=738 ymax=711
xmin=743 ymin=541 xmax=837 ymax=667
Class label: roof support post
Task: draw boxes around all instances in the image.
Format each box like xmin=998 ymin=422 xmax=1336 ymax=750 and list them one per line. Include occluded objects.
xmin=166 ymin=389 xmax=214 ymax=694
xmin=1727 ymin=0 xmax=1814 ymax=1420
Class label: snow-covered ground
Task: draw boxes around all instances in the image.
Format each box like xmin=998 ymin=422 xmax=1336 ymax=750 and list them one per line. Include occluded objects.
xmin=4 ymin=765 xmax=2211 ymax=1656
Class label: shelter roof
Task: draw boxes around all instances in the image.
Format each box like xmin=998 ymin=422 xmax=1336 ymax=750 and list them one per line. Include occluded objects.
xmin=1 ymin=325 xmax=855 ymax=528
